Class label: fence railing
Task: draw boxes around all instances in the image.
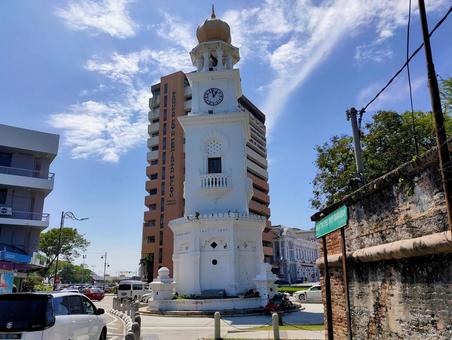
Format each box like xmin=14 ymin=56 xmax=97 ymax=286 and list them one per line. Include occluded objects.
xmin=200 ymin=173 xmax=230 ymax=190
xmin=0 ymin=208 xmax=49 ymax=222
xmin=0 ymin=165 xmax=54 ymax=180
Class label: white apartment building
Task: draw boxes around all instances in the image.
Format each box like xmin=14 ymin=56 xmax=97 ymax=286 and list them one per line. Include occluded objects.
xmin=273 ymin=226 xmax=320 ymax=283
xmin=0 ymin=124 xmax=59 ymax=293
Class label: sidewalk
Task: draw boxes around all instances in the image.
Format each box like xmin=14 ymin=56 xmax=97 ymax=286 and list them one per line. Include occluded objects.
xmin=223 ymin=329 xmax=324 ymax=339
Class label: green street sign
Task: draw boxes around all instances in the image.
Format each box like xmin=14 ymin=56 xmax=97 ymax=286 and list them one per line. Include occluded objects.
xmin=315 ymin=205 xmax=348 ymax=238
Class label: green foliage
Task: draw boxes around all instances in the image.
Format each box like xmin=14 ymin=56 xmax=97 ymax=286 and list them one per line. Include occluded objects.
xmin=33 ymin=283 xmax=53 ymax=292
xmin=440 ymin=77 xmax=452 ymax=114
xmin=58 ymin=261 xmax=92 ymax=284
xmin=311 ymin=108 xmax=452 ymax=209
xmin=277 ymin=286 xmax=307 ymax=294
xmin=39 ymin=227 xmax=89 ymax=276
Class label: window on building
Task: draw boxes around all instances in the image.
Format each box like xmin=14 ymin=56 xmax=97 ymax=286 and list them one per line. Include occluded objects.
xmin=160 ymin=214 xmax=164 ymax=228
xmin=208 ymin=157 xmax=222 ymax=174
xmin=163 ymin=83 xmax=168 ymax=94
xmin=163 ymin=109 xmax=167 ymax=121
xmin=161 ymin=167 xmax=166 ymax=180
xmin=161 ymin=182 xmax=166 ymax=195
xmin=162 ymin=137 xmax=166 ymax=149
xmin=149 ymin=204 xmax=157 ymax=211
xmin=146 ymin=220 xmax=156 ymax=227
xmin=151 ymin=132 xmax=159 ymax=137
xmin=160 ymin=198 xmax=165 ymax=212
xmin=0 ymin=152 xmax=12 ymax=167
xmin=0 ymin=189 xmax=7 ymax=204
xmin=149 ymin=188 xmax=157 ymax=195
xmin=150 ymin=173 xmax=158 ymax=180
xmin=159 ymin=230 xmax=163 ymax=246
xmin=146 ymin=236 xmax=155 ymax=243
xmin=152 ymin=118 xmax=159 ymax=124
xmin=151 ymin=145 xmax=159 ymax=151
xmin=158 ymin=248 xmax=163 ymax=263
xmin=163 ymin=96 xmax=167 ymax=107
xmin=162 ymin=152 xmax=166 ymax=164
xmin=163 ymin=123 xmax=167 ymax=136
xmin=151 ymin=159 xmax=158 ymax=165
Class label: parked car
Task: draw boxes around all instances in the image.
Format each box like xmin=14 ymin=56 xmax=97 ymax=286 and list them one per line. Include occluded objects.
xmin=0 ymin=292 xmax=107 ymax=340
xmin=293 ymin=284 xmax=322 ymax=302
xmin=117 ymin=280 xmax=147 ymax=301
xmin=83 ymin=287 xmax=105 ymax=301
xmin=140 ymin=291 xmax=153 ymax=303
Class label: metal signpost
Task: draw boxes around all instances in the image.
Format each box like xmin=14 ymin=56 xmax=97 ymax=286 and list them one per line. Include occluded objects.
xmin=316 ymin=205 xmax=352 ymax=340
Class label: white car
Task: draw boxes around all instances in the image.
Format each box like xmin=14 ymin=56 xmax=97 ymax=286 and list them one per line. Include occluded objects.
xmin=0 ymin=291 xmax=107 ymax=340
xmin=293 ymin=284 xmax=322 ymax=302
xmin=140 ymin=291 xmax=153 ymax=303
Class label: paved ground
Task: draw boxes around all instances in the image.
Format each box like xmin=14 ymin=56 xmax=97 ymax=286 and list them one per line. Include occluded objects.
xmin=94 ymin=294 xmax=125 ymax=340
xmin=95 ymin=295 xmax=324 ymax=340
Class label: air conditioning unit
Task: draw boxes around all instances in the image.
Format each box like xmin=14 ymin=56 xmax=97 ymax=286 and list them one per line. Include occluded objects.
xmin=0 ymin=207 xmax=12 ymax=216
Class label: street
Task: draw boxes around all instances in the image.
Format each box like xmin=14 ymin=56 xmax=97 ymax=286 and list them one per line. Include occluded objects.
xmin=94 ymin=295 xmax=125 ymax=340
xmin=95 ymin=295 xmax=324 ymax=340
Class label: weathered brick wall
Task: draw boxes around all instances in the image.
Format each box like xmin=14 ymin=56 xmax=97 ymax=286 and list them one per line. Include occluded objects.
xmin=316 ymin=148 xmax=452 ymax=339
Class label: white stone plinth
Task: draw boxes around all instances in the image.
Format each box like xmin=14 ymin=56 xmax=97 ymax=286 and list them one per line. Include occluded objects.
xmin=149 ymin=267 xmax=176 ymax=301
xmin=254 ymin=262 xmax=278 ymax=303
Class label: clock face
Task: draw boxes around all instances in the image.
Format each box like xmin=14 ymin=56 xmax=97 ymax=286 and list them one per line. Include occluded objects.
xmin=203 ymin=88 xmax=224 ymax=106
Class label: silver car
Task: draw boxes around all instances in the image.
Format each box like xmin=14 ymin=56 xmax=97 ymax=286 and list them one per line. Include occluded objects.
xmin=293 ymin=284 xmax=322 ymax=302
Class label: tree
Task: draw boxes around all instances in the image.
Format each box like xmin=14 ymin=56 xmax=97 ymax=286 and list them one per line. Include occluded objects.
xmin=58 ymin=261 xmax=92 ymax=284
xmin=440 ymin=77 xmax=452 ymax=114
xmin=311 ymin=110 xmax=452 ymax=210
xmin=39 ymin=227 xmax=89 ymax=277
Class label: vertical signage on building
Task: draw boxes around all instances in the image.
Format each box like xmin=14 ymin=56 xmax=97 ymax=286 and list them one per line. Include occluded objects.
xmin=168 ymin=91 xmax=176 ymax=205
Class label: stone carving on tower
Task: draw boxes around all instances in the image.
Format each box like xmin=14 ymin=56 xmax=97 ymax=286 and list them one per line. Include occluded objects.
xmin=168 ymin=7 xmax=268 ymax=297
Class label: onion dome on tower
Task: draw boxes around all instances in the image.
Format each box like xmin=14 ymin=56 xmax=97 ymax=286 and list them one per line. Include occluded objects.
xmin=196 ymin=5 xmax=231 ymax=44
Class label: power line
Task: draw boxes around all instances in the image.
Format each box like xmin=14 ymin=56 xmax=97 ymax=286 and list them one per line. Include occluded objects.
xmin=359 ymin=5 xmax=452 ymax=117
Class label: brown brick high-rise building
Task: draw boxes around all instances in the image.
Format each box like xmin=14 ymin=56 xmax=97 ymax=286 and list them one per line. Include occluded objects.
xmin=140 ymin=71 xmax=273 ymax=281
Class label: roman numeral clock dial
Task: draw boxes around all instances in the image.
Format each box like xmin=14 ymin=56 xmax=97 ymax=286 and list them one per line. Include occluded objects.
xmin=203 ymin=88 xmax=224 ymax=106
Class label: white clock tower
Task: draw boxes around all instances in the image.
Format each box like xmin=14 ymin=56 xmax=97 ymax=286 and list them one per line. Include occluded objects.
xmin=169 ymin=7 xmax=268 ymax=296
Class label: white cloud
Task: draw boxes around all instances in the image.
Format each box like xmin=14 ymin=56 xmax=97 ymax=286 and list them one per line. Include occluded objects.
xmin=355 ymin=41 xmax=393 ymax=64
xmin=55 ymin=0 xmax=137 ymax=38
xmin=222 ymin=0 xmax=448 ymax=132
xmin=50 ymin=48 xmax=193 ymax=162
xmin=356 ymin=75 xmax=425 ymax=111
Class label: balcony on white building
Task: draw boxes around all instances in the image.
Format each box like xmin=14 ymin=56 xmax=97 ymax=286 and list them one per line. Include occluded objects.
xmin=148 ymin=122 xmax=160 ymax=135
xmin=200 ymin=173 xmax=230 ymax=193
xmin=0 ymin=166 xmax=54 ymax=194
xmin=0 ymin=209 xmax=50 ymax=229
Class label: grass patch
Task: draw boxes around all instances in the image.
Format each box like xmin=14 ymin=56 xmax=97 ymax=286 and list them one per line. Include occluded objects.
xmin=250 ymin=324 xmax=324 ymax=331
xmin=277 ymin=286 xmax=308 ymax=294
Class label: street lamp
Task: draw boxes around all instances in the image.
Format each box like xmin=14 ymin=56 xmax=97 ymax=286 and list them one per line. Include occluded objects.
xmin=100 ymin=253 xmax=110 ymax=290
xmin=53 ymin=211 xmax=88 ymax=290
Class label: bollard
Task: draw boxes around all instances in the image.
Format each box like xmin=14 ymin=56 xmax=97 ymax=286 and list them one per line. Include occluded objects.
xmin=278 ymin=312 xmax=284 ymax=326
xmin=134 ymin=314 xmax=141 ymax=327
xmin=214 ymin=311 xmax=221 ymax=340
xmin=272 ymin=313 xmax=280 ymax=340
xmin=132 ymin=322 xmax=140 ymax=340
xmin=125 ymin=331 xmax=135 ymax=340
xmin=133 ymin=302 xmax=140 ymax=318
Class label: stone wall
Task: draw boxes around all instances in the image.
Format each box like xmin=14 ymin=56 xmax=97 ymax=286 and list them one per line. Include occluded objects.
xmin=313 ymin=145 xmax=452 ymax=339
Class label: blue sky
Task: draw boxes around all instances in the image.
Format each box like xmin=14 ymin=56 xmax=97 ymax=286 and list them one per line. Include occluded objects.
xmin=1 ymin=0 xmax=451 ymax=275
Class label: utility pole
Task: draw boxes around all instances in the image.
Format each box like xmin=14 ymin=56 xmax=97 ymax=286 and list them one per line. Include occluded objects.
xmin=53 ymin=211 xmax=65 ymax=290
xmin=346 ymin=107 xmax=365 ymax=183
xmin=102 ymin=252 xmax=107 ymax=290
xmin=418 ymin=0 xmax=452 ymax=231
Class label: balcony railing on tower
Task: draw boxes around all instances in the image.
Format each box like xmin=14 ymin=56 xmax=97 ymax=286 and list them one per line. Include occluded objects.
xmin=200 ymin=173 xmax=230 ymax=191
